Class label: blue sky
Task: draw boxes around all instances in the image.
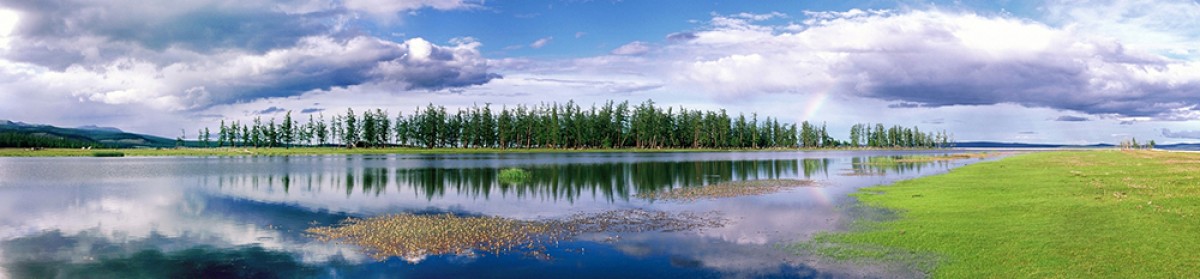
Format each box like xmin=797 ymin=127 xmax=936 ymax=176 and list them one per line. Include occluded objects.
xmin=1 ymin=0 xmax=1199 ymax=144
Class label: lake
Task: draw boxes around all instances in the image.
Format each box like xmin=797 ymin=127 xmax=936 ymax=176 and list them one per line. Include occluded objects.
xmin=0 ymin=150 xmax=994 ymax=278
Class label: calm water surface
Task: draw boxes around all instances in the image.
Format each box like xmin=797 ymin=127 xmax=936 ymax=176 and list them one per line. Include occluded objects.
xmin=0 ymin=150 xmax=993 ymax=278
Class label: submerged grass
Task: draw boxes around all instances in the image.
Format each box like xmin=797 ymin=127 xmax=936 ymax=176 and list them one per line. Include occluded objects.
xmin=793 ymin=150 xmax=1200 ymax=277
xmin=497 ymin=168 xmax=530 ymax=184
xmin=860 ymin=152 xmax=999 ymax=167
xmin=636 ymin=179 xmax=816 ymax=201
xmin=307 ymin=209 xmax=725 ymax=262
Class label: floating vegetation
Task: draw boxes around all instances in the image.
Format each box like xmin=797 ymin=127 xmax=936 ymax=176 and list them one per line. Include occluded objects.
xmin=90 ymin=151 xmax=125 ymax=157
xmin=306 ymin=209 xmax=725 ymax=262
xmin=563 ymin=209 xmax=725 ymax=233
xmin=497 ymin=168 xmax=530 ymax=184
xmin=307 ymin=213 xmax=558 ymax=261
xmin=859 ymin=152 xmax=998 ymax=167
xmin=635 ymin=179 xmax=816 ymax=202
xmin=839 ymin=171 xmax=885 ymax=177
xmin=840 ymin=153 xmax=1005 ymax=176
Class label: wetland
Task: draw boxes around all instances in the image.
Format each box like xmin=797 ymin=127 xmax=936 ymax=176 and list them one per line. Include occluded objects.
xmin=0 ymin=150 xmax=994 ymax=278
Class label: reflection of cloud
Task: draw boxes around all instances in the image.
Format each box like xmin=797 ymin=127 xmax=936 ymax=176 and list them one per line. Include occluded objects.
xmin=0 ymin=168 xmax=367 ymax=265
xmin=0 ymin=151 xmax=979 ymax=277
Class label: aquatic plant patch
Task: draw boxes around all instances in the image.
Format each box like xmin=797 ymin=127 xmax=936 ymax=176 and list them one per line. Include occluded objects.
xmin=307 ymin=209 xmax=726 ymax=261
xmin=635 ymin=179 xmax=816 ymax=201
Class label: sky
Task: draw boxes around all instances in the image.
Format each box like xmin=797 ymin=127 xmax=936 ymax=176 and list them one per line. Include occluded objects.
xmin=0 ymin=0 xmax=1199 ymax=144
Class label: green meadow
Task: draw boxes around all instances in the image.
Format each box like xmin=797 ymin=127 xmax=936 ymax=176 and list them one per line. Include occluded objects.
xmin=797 ymin=150 xmax=1200 ymax=277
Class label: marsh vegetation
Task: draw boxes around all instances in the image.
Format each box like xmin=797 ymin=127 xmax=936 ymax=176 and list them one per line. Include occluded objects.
xmin=636 ymin=179 xmax=816 ymax=201
xmin=307 ymin=209 xmax=726 ymax=262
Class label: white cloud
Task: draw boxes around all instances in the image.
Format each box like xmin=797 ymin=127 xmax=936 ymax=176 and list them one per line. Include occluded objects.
xmin=1043 ymin=0 xmax=1200 ymax=59
xmin=0 ymin=35 xmax=497 ymax=111
xmin=0 ymin=9 xmax=16 ymax=49
xmin=730 ymin=11 xmax=787 ymax=21
xmin=610 ymin=41 xmax=651 ymax=55
xmin=343 ymin=0 xmax=475 ymax=18
xmin=529 ymin=36 xmax=553 ymax=49
xmin=668 ymin=10 xmax=1200 ymax=119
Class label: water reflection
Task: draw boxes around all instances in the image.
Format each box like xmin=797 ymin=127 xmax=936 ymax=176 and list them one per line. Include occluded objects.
xmin=0 ymin=151 xmax=994 ymax=278
xmin=207 ymin=155 xmax=967 ymax=203
xmin=213 ymin=159 xmax=824 ymax=202
xmin=3 ymin=231 xmax=315 ymax=279
xmin=845 ymin=156 xmax=958 ymax=176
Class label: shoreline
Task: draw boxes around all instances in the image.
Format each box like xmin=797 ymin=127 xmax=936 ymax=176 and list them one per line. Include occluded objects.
xmin=0 ymin=146 xmax=978 ymax=157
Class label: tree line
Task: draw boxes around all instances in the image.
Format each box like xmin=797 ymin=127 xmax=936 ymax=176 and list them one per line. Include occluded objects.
xmin=200 ymin=100 xmax=952 ymax=149
xmin=0 ymin=132 xmax=103 ymax=148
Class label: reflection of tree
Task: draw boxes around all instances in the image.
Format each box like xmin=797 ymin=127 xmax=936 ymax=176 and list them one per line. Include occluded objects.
xmin=1 ymin=231 xmax=315 ymax=279
xmin=802 ymin=158 xmax=831 ymax=178
xmin=846 ymin=156 xmax=953 ymax=176
xmin=213 ymin=159 xmax=811 ymax=202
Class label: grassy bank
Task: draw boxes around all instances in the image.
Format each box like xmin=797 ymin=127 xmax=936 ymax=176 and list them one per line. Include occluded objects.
xmin=0 ymin=146 xmax=949 ymax=157
xmin=797 ymin=150 xmax=1200 ymax=277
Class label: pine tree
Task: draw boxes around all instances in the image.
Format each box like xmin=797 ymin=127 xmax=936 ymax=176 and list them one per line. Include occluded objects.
xmin=281 ymin=111 xmax=294 ymax=148
xmin=202 ymin=127 xmax=211 ymax=148
xmin=343 ymin=108 xmax=358 ymax=148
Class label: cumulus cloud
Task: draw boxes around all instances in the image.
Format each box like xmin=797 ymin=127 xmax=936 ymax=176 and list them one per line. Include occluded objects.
xmin=371 ymin=37 xmax=501 ymax=90
xmin=611 ymin=41 xmax=651 ymax=55
xmin=1055 ymin=116 xmax=1090 ymax=122
xmin=1043 ymin=0 xmax=1200 ymax=59
xmin=0 ymin=1 xmax=500 ymax=111
xmin=1162 ymin=128 xmax=1200 ymax=139
xmin=3 ymin=0 xmax=330 ymax=65
xmin=672 ymin=9 xmax=1200 ymax=120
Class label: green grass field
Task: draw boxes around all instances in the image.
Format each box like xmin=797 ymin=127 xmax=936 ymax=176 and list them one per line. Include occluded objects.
xmin=796 ymin=150 xmax=1200 ymax=277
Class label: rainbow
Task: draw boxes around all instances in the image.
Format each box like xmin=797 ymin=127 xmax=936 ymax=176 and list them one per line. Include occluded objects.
xmin=798 ymin=91 xmax=829 ymax=123
xmin=802 ymin=181 xmax=837 ymax=207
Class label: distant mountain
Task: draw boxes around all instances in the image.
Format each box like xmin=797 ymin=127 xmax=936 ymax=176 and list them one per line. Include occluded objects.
xmin=953 ymin=141 xmax=1115 ymax=148
xmin=954 ymin=141 xmax=1200 ymax=150
xmin=1 ymin=121 xmax=176 ymax=148
xmin=1155 ymin=143 xmax=1200 ymax=151
xmin=75 ymin=125 xmax=124 ymax=133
